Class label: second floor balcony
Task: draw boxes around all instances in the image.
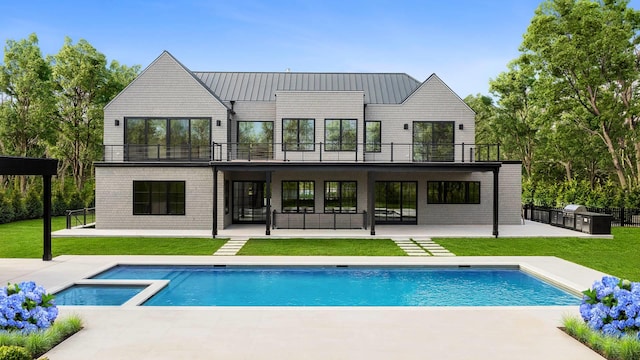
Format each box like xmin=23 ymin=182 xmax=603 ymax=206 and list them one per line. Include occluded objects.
xmin=102 ymin=142 xmax=501 ymax=164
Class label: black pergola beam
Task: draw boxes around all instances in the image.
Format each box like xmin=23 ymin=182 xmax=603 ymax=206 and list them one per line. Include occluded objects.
xmin=0 ymin=156 xmax=58 ymax=175
xmin=0 ymin=156 xmax=58 ymax=261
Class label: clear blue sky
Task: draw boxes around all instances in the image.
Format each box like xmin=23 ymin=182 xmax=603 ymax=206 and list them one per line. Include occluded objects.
xmin=1 ymin=0 xmax=638 ymax=98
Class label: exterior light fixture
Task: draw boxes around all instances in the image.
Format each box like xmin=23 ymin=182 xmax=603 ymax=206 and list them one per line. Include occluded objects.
xmin=216 ymin=120 xmax=222 ymax=127
xmin=403 ymin=124 xmax=409 ymax=130
xmin=459 ymin=124 xmax=463 ymax=130
xmin=115 ymin=119 xmax=120 ymax=126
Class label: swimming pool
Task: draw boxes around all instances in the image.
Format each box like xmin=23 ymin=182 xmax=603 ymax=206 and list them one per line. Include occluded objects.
xmin=65 ymin=265 xmax=581 ymax=306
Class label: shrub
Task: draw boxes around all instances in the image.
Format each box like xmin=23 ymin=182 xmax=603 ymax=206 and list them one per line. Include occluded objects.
xmin=0 ymin=191 xmax=15 ymax=224
xmin=0 ymin=282 xmax=58 ymax=334
xmin=51 ymin=191 xmax=67 ymax=217
xmin=9 ymin=192 xmax=26 ymax=222
xmin=580 ymin=276 xmax=640 ymax=339
xmin=24 ymin=188 xmax=42 ymax=220
xmin=0 ymin=345 xmax=30 ymax=360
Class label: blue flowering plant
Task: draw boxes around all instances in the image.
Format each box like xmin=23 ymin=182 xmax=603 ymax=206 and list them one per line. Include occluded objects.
xmin=0 ymin=281 xmax=58 ymax=333
xmin=580 ymin=276 xmax=640 ymax=339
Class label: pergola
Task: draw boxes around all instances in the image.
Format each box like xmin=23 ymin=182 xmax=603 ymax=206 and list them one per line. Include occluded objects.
xmin=0 ymin=156 xmax=58 ymax=261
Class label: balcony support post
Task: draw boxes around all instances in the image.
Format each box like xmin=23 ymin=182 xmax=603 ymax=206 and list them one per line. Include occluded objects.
xmin=265 ymin=171 xmax=272 ymax=235
xmin=368 ymin=171 xmax=376 ymax=235
xmin=493 ymin=167 xmax=499 ymax=238
xmin=212 ymin=167 xmax=218 ymax=238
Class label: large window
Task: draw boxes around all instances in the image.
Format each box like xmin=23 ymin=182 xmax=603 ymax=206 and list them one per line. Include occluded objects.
xmin=365 ymin=121 xmax=381 ymax=152
xmin=413 ymin=121 xmax=454 ymax=162
xmin=125 ymin=118 xmax=211 ymax=161
xmin=427 ymin=181 xmax=480 ymax=204
xmin=325 ymin=119 xmax=357 ymax=151
xmin=283 ymin=119 xmax=315 ymax=151
xmin=324 ymin=181 xmax=357 ymax=213
xmin=374 ymin=181 xmax=417 ymax=223
xmin=133 ymin=181 xmax=185 ymax=215
xmin=282 ymin=181 xmax=314 ymax=213
xmin=237 ymin=121 xmax=273 ymax=160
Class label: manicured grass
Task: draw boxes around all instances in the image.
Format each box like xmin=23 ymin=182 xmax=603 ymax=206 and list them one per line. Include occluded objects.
xmin=436 ymin=227 xmax=640 ymax=281
xmin=0 ymin=217 xmax=225 ymax=257
xmin=238 ymin=238 xmax=406 ymax=256
xmin=0 ymin=315 xmax=83 ymax=358
xmin=563 ymin=316 xmax=640 ymax=360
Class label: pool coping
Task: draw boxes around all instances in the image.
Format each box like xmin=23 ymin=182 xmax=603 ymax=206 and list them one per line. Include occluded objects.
xmin=1 ymin=255 xmax=608 ymax=360
xmin=43 ymin=255 xmax=601 ymax=307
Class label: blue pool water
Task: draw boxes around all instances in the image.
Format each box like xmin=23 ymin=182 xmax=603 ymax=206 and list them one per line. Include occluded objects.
xmin=89 ymin=265 xmax=580 ymax=306
xmin=55 ymin=284 xmax=146 ymax=306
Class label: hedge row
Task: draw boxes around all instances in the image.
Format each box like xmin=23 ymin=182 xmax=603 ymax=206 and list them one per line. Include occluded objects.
xmin=0 ymin=188 xmax=93 ymax=225
xmin=523 ymin=179 xmax=640 ymax=208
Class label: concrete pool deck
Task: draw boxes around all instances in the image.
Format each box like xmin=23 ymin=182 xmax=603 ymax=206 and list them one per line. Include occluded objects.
xmin=2 ymin=255 xmax=607 ymax=359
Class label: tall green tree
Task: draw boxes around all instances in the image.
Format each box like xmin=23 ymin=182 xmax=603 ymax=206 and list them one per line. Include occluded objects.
xmin=521 ymin=0 xmax=640 ymax=189
xmin=49 ymin=37 xmax=109 ymax=192
xmin=0 ymin=34 xmax=56 ymax=192
xmin=489 ymin=56 xmax=543 ymax=178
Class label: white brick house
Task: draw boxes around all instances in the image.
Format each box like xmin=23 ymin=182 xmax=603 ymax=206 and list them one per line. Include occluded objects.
xmin=96 ymin=51 xmax=522 ymax=236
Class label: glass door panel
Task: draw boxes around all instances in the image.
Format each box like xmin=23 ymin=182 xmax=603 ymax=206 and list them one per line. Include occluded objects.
xmin=232 ymin=181 xmax=267 ymax=223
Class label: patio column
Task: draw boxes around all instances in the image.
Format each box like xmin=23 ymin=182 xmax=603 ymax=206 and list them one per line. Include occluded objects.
xmin=43 ymin=174 xmax=52 ymax=261
xmin=265 ymin=171 xmax=271 ymax=235
xmin=212 ymin=167 xmax=218 ymax=238
xmin=368 ymin=171 xmax=375 ymax=235
xmin=493 ymin=168 xmax=499 ymax=238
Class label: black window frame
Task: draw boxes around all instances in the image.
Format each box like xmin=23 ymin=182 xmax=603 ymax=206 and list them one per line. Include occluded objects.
xmin=124 ymin=117 xmax=212 ymax=161
xmin=427 ymin=181 xmax=481 ymax=204
xmin=282 ymin=118 xmax=315 ymax=151
xmin=236 ymin=120 xmax=274 ymax=160
xmin=281 ymin=180 xmax=315 ymax=213
xmin=324 ymin=181 xmax=357 ymax=213
xmin=412 ymin=121 xmax=455 ymax=162
xmin=133 ymin=181 xmax=186 ymax=215
xmin=364 ymin=121 xmax=381 ymax=153
xmin=324 ymin=119 xmax=357 ymax=151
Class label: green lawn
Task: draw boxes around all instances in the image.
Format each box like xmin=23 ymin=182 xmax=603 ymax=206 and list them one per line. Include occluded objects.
xmin=238 ymin=238 xmax=406 ymax=256
xmin=436 ymin=227 xmax=640 ymax=281
xmin=2 ymin=218 xmax=639 ymax=281
xmin=0 ymin=217 xmax=225 ymax=257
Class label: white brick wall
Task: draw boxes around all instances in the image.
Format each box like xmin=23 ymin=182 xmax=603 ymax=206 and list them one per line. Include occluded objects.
xmin=96 ymin=166 xmax=213 ymax=230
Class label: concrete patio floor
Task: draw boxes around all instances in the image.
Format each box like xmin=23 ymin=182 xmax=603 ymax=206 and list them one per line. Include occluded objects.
xmin=53 ymin=219 xmax=611 ymax=239
xmin=1 ymin=255 xmax=607 ymax=359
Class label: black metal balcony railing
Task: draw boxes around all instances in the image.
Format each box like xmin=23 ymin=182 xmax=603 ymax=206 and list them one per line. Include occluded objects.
xmin=103 ymin=142 xmax=501 ymax=163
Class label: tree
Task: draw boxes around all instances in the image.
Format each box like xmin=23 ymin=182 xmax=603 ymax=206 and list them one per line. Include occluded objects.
xmin=464 ymin=93 xmax=498 ymax=146
xmin=0 ymin=34 xmax=56 ymax=192
xmin=49 ymin=37 xmax=115 ymax=192
xmin=521 ymin=0 xmax=640 ymax=189
xmin=489 ymin=56 xmax=543 ymax=178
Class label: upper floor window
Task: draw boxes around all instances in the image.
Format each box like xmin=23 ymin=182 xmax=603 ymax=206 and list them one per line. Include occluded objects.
xmin=427 ymin=181 xmax=480 ymax=204
xmin=324 ymin=181 xmax=357 ymax=213
xmin=133 ymin=181 xmax=185 ymax=215
xmin=237 ymin=121 xmax=273 ymax=160
xmin=125 ymin=118 xmax=211 ymax=161
xmin=413 ymin=121 xmax=454 ymax=162
xmin=365 ymin=121 xmax=381 ymax=152
xmin=282 ymin=181 xmax=314 ymax=213
xmin=282 ymin=119 xmax=315 ymax=151
xmin=325 ymin=119 xmax=357 ymax=151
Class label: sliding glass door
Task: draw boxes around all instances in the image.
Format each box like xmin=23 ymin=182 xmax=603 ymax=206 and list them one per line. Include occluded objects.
xmin=374 ymin=181 xmax=417 ymax=224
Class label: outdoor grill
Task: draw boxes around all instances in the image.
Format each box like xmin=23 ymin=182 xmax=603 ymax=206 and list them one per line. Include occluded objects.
xmin=563 ymin=204 xmax=587 ymax=215
xmin=562 ymin=204 xmax=586 ymax=229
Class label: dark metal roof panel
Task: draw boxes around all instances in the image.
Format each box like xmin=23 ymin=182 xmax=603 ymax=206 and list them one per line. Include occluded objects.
xmin=192 ymin=72 xmax=421 ymax=104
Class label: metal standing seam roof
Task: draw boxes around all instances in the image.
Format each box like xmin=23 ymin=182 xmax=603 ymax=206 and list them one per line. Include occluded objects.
xmin=192 ymin=72 xmax=422 ymax=104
